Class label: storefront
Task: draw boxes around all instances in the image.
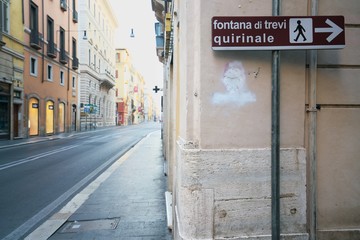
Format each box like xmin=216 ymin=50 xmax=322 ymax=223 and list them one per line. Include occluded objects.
xmin=28 ymin=98 xmax=39 ymax=136
xmin=0 ymin=82 xmax=10 ymax=139
xmin=45 ymin=100 xmax=54 ymax=135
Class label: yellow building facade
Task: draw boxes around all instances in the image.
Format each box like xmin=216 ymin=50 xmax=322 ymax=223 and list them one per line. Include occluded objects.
xmin=115 ymin=48 xmax=146 ymax=125
xmin=0 ymin=0 xmax=25 ymax=139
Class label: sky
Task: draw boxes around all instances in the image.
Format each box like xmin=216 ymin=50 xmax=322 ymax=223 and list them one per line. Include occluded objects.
xmin=108 ymin=0 xmax=163 ymax=107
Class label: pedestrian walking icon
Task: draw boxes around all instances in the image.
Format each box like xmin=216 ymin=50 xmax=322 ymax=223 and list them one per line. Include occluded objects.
xmin=290 ymin=18 xmax=313 ymax=43
xmin=294 ymin=20 xmax=307 ymax=41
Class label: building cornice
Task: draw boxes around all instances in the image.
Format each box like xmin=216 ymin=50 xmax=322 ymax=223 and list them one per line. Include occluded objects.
xmin=1 ymin=46 xmax=25 ymax=60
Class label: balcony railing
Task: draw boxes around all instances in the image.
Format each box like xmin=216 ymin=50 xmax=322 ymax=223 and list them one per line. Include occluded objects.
xmin=99 ymin=71 xmax=115 ymax=88
xmin=60 ymin=49 xmax=68 ymax=64
xmin=60 ymin=0 xmax=67 ymax=11
xmin=72 ymin=56 xmax=79 ymax=70
xmin=30 ymin=30 xmax=42 ymax=50
xmin=47 ymin=40 xmax=57 ymax=58
xmin=73 ymin=10 xmax=78 ymax=23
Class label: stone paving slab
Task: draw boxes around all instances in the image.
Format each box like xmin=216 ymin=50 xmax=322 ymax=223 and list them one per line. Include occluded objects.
xmin=49 ymin=131 xmax=172 ymax=240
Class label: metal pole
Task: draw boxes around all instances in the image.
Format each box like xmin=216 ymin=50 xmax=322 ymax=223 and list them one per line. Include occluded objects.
xmin=309 ymin=1 xmax=318 ymax=239
xmin=309 ymin=50 xmax=318 ymax=240
xmin=271 ymin=51 xmax=281 ymax=240
xmin=272 ymin=0 xmax=281 ymax=240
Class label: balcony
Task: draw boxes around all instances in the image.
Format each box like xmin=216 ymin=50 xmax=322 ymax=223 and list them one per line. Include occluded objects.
xmin=60 ymin=0 xmax=67 ymax=11
xmin=73 ymin=10 xmax=78 ymax=23
xmin=99 ymin=71 xmax=115 ymax=89
xmin=47 ymin=41 xmax=57 ymax=58
xmin=60 ymin=49 xmax=68 ymax=64
xmin=72 ymin=56 xmax=79 ymax=70
xmin=30 ymin=30 xmax=42 ymax=50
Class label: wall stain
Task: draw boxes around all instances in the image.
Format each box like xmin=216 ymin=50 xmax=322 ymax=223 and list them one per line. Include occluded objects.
xmin=212 ymin=61 xmax=256 ymax=107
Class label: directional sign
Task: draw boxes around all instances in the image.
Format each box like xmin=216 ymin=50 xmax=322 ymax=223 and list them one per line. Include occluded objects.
xmin=212 ymin=16 xmax=345 ymax=50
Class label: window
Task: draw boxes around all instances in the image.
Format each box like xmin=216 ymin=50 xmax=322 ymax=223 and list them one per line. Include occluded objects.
xmin=60 ymin=27 xmax=65 ymax=49
xmin=30 ymin=2 xmax=41 ymax=49
xmin=72 ymin=76 xmax=76 ymax=89
xmin=29 ymin=98 xmax=39 ymax=136
xmin=59 ymin=27 xmax=67 ymax=64
xmin=30 ymin=56 xmax=38 ymax=76
xmin=94 ymin=54 xmax=96 ymax=70
xmin=72 ymin=0 xmax=77 ymax=22
xmin=72 ymin=38 xmax=77 ymax=59
xmin=60 ymin=71 xmax=65 ymax=86
xmin=58 ymin=102 xmax=65 ymax=132
xmin=1 ymin=1 xmax=10 ymax=34
xmin=47 ymin=64 xmax=53 ymax=81
xmin=30 ymin=2 xmax=38 ymax=31
xmin=88 ymin=49 xmax=91 ymax=66
xmin=72 ymin=37 xmax=78 ymax=69
xmin=46 ymin=100 xmax=54 ymax=134
xmin=60 ymin=0 xmax=67 ymax=11
xmin=47 ymin=17 xmax=54 ymax=44
xmin=47 ymin=16 xmax=56 ymax=57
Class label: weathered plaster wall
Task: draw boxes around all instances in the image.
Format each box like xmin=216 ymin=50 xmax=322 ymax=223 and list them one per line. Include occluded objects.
xmin=173 ymin=0 xmax=309 ymax=239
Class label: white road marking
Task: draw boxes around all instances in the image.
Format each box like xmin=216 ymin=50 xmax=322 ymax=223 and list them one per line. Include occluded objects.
xmin=0 ymin=145 xmax=79 ymax=171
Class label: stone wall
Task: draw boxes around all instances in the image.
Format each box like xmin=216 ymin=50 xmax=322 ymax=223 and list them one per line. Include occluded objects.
xmin=175 ymin=138 xmax=308 ymax=239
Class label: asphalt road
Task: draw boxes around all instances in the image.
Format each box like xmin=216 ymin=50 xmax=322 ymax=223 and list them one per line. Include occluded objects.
xmin=0 ymin=123 xmax=160 ymax=239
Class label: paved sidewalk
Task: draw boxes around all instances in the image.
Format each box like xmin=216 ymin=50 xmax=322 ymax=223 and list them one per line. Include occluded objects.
xmin=26 ymin=130 xmax=172 ymax=240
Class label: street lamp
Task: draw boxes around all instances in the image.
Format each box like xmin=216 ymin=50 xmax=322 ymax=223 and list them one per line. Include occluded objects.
xmin=130 ymin=28 xmax=135 ymax=38
xmin=82 ymin=30 xmax=88 ymax=40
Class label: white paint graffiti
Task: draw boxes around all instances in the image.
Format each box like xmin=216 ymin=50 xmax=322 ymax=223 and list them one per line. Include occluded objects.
xmin=212 ymin=61 xmax=256 ymax=106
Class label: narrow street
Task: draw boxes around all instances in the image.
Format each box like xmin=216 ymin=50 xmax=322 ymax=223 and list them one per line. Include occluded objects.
xmin=0 ymin=123 xmax=161 ymax=239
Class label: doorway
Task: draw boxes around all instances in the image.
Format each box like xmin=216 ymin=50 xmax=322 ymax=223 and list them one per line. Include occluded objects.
xmin=29 ymin=98 xmax=39 ymax=136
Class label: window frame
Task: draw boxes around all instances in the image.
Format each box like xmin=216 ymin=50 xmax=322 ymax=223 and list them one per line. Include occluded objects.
xmin=72 ymin=37 xmax=77 ymax=59
xmin=30 ymin=56 xmax=38 ymax=76
xmin=47 ymin=16 xmax=54 ymax=44
xmin=47 ymin=64 xmax=53 ymax=81
xmin=60 ymin=27 xmax=65 ymax=52
xmin=60 ymin=70 xmax=65 ymax=86
xmin=30 ymin=2 xmax=38 ymax=33
xmin=72 ymin=76 xmax=76 ymax=89
xmin=1 ymin=1 xmax=10 ymax=34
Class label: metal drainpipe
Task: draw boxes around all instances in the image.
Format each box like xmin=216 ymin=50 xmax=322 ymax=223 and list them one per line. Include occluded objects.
xmin=309 ymin=1 xmax=318 ymax=239
xmin=271 ymin=0 xmax=281 ymax=239
xmin=67 ymin=2 xmax=71 ymax=92
xmin=41 ymin=0 xmax=45 ymax=83
xmin=67 ymin=0 xmax=71 ymax=133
